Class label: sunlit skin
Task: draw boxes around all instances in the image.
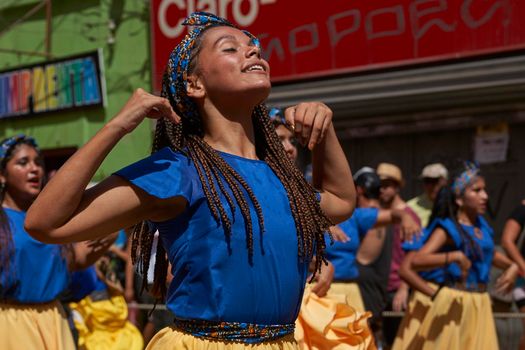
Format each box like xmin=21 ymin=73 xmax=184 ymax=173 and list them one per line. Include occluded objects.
xmin=0 ymin=144 xmax=44 ymax=211
xmin=188 ymin=26 xmax=271 ymax=116
xmin=275 ymin=125 xmax=298 ymax=162
xmin=456 ymin=176 xmax=488 ymax=224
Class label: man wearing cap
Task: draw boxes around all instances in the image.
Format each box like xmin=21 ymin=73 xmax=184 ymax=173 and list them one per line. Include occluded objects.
xmin=407 ymin=163 xmax=448 ymax=228
xmin=376 ymin=162 xmax=421 ymax=348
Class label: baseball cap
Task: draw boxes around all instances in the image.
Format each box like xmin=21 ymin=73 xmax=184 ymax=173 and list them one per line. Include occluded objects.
xmin=354 ymin=167 xmax=380 ymax=199
xmin=420 ymin=163 xmax=448 ymax=179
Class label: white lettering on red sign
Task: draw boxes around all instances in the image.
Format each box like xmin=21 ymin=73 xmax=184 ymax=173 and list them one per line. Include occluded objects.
xmin=158 ymin=0 xmax=271 ymax=38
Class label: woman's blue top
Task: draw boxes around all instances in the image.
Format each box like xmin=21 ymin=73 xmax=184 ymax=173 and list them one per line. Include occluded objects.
xmin=115 ymin=147 xmax=308 ymax=325
xmin=324 ymin=207 xmax=378 ymax=281
xmin=0 ymin=208 xmax=69 ymax=303
xmin=432 ymin=216 xmax=494 ymax=285
xmin=402 ymin=220 xmax=451 ymax=283
xmin=69 ymin=266 xmax=107 ymax=302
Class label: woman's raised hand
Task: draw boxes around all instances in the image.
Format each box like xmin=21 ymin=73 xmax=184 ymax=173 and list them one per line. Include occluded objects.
xmin=109 ymin=88 xmax=180 ymax=134
xmin=284 ymin=102 xmax=333 ymax=151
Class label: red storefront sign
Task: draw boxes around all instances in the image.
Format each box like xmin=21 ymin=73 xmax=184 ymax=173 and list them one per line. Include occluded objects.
xmin=150 ymin=0 xmax=525 ymax=92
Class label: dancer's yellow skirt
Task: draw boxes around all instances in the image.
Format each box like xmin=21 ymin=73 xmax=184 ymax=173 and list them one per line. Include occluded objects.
xmin=0 ymin=300 xmax=76 ymax=350
xmin=295 ymin=284 xmax=375 ymax=350
xmin=408 ymin=287 xmax=498 ymax=350
xmin=69 ymin=293 xmax=143 ymax=350
xmin=391 ymin=283 xmax=436 ymax=350
xmin=146 ymin=327 xmax=298 ymax=349
xmin=326 ymin=283 xmax=366 ymax=313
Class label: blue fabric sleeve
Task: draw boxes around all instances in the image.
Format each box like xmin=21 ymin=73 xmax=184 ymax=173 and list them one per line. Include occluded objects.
xmin=436 ymin=218 xmax=462 ymax=248
xmin=113 ymin=147 xmax=194 ymax=202
xmin=402 ymin=219 xmax=439 ymax=252
xmin=355 ymin=207 xmax=379 ymax=238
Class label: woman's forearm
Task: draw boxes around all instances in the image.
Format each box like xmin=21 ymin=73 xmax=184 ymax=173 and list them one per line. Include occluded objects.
xmin=312 ymin=125 xmax=355 ymax=221
xmin=400 ymin=252 xmax=436 ymax=297
xmin=492 ymin=250 xmax=515 ymax=270
xmin=26 ymin=89 xmax=180 ymax=242
xmin=501 ymin=220 xmax=525 ymax=273
xmin=412 ymin=251 xmax=452 ymax=271
xmin=26 ymin=123 xmax=126 ymax=236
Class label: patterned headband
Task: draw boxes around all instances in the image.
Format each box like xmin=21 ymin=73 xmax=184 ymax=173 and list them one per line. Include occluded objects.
xmin=452 ymin=161 xmax=480 ymax=196
xmin=0 ymin=134 xmax=39 ymax=162
xmin=164 ymin=11 xmax=260 ymax=123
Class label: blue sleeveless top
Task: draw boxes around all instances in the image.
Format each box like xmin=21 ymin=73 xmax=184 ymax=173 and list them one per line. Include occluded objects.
xmin=434 ymin=216 xmax=494 ymax=285
xmin=115 ymin=147 xmax=308 ymax=325
xmin=325 ymin=207 xmax=378 ymax=281
xmin=0 ymin=208 xmax=69 ymax=303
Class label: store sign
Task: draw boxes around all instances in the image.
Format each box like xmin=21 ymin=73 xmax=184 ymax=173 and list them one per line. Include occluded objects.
xmin=150 ymin=0 xmax=525 ymax=92
xmin=474 ymin=123 xmax=509 ymax=164
xmin=0 ymin=50 xmax=106 ymax=119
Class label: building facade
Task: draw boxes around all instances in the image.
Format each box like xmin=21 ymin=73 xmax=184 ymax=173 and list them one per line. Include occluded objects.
xmin=1 ymin=0 xmax=154 ymax=181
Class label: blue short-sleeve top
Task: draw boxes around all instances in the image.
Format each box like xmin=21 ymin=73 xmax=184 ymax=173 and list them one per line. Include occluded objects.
xmin=402 ymin=220 xmax=453 ymax=283
xmin=115 ymin=147 xmax=308 ymax=325
xmin=434 ymin=216 xmax=494 ymax=285
xmin=324 ymin=207 xmax=378 ymax=281
xmin=0 ymin=208 xmax=69 ymax=303
xmin=68 ymin=266 xmax=107 ymax=302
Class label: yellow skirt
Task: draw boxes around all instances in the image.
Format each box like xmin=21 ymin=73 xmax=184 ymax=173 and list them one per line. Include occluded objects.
xmin=295 ymin=284 xmax=375 ymax=350
xmin=408 ymin=287 xmax=499 ymax=350
xmin=146 ymin=327 xmax=297 ymax=349
xmin=326 ymin=283 xmax=366 ymax=313
xmin=0 ymin=300 xmax=76 ymax=350
xmin=392 ymin=283 xmax=436 ymax=350
xmin=69 ymin=293 xmax=143 ymax=350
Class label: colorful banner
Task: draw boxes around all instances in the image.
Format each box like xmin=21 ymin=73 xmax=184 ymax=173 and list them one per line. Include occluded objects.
xmin=150 ymin=0 xmax=525 ymax=92
xmin=0 ymin=50 xmax=106 ymax=119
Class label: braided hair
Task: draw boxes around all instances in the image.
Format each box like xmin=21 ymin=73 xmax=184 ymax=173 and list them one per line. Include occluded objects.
xmin=131 ymin=16 xmax=332 ymax=300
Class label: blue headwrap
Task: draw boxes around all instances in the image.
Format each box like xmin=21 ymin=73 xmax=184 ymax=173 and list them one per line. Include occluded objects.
xmin=0 ymin=134 xmax=39 ymax=163
xmin=165 ymin=12 xmax=260 ymax=123
xmin=452 ymin=161 xmax=480 ymax=196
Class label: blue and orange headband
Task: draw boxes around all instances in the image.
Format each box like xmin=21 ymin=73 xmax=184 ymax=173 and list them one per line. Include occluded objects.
xmin=164 ymin=12 xmax=260 ymax=123
xmin=0 ymin=134 xmax=38 ymax=162
xmin=451 ymin=161 xmax=480 ymax=196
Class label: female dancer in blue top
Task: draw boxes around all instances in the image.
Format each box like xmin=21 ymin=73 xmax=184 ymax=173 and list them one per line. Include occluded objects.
xmin=0 ymin=135 xmax=117 ymax=349
xmin=25 ymin=12 xmax=355 ymax=349
xmin=393 ymin=219 xmax=458 ymax=349
xmin=403 ymin=162 xmax=518 ymax=349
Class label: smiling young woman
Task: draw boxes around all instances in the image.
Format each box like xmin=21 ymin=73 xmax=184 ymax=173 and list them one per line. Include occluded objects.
xmin=0 ymin=135 xmax=118 ymax=349
xmin=25 ymin=12 xmax=355 ymax=350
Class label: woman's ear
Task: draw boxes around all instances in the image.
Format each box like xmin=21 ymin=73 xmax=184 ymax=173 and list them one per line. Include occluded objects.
xmin=186 ymin=74 xmax=205 ymax=99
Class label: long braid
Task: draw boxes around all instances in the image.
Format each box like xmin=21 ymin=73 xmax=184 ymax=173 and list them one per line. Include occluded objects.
xmin=253 ymin=105 xmax=332 ymax=274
